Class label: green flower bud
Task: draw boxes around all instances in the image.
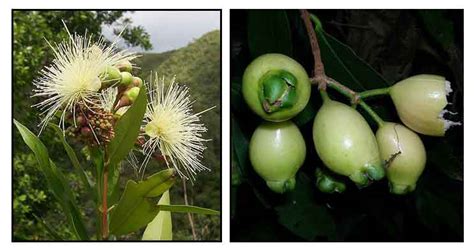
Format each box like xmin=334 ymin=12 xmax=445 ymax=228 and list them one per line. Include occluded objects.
xmin=116 ymin=60 xmax=133 ymax=72
xmin=242 ymin=53 xmax=311 ymax=122
xmin=100 ymin=66 xmax=121 ymax=87
xmin=376 ymin=122 xmax=426 ymax=195
xmin=249 ymin=121 xmax=306 ymax=193
xmin=120 ymin=72 xmax=134 ymax=87
xmin=125 ymin=87 xmax=140 ymax=103
xmin=389 ymin=74 xmax=461 ymax=136
xmin=132 ymin=76 xmax=143 ymax=87
xmin=312 ymin=100 xmax=384 ymax=187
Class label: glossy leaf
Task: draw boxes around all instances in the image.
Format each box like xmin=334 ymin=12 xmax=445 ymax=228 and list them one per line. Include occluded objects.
xmin=231 ymin=118 xmax=250 ymax=178
xmin=13 ymin=119 xmax=89 ymax=240
xmin=275 ymin=173 xmax=335 ymax=240
xmin=142 ymin=190 xmax=172 ymax=240
xmin=107 ymin=86 xmax=147 ymax=167
xmin=50 ymin=124 xmax=94 ymax=195
xmin=310 ymin=14 xmax=388 ymax=91
xmin=109 ymin=169 xmax=176 ymax=236
xmin=247 ymin=10 xmax=292 ymax=58
xmin=156 ymin=205 xmax=220 ymax=215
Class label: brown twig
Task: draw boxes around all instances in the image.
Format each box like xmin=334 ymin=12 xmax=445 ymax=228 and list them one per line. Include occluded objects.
xmin=182 ymin=179 xmax=197 ymax=240
xmin=300 ymin=9 xmax=326 ymax=88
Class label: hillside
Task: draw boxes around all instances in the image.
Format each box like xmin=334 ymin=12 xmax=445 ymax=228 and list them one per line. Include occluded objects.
xmin=134 ymin=30 xmax=221 ymax=240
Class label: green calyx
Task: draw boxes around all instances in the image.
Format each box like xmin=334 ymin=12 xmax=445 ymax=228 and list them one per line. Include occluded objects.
xmin=389 ymin=182 xmax=415 ymax=195
xmin=266 ymin=178 xmax=296 ymax=194
xmin=348 ymin=164 xmax=385 ymax=188
xmin=315 ymin=168 xmax=346 ymax=193
xmin=260 ymin=70 xmax=298 ymax=113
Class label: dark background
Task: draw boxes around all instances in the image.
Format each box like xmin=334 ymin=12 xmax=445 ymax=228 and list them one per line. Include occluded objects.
xmin=231 ymin=9 xmax=463 ymax=242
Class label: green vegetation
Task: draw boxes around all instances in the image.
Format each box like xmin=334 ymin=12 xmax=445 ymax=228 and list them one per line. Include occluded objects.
xmin=137 ymin=30 xmax=221 ymax=240
xmin=13 ymin=10 xmax=221 ymax=241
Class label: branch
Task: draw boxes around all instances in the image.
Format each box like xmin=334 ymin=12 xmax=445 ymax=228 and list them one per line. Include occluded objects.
xmin=300 ymin=9 xmax=326 ymax=88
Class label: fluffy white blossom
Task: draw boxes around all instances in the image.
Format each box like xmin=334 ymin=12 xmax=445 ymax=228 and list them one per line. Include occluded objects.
xmin=141 ymin=74 xmax=214 ymax=180
xmin=33 ymin=24 xmax=136 ymax=133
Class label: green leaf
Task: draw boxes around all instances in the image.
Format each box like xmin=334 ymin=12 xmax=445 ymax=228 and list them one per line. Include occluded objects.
xmin=418 ymin=10 xmax=454 ymax=50
xmin=310 ymin=14 xmax=388 ymax=91
xmin=50 ymin=124 xmax=94 ymax=196
xmin=231 ymin=117 xmax=250 ymax=178
xmin=156 ymin=205 xmax=220 ymax=215
xmin=275 ymin=173 xmax=335 ymax=240
xmin=107 ymin=85 xmax=147 ymax=167
xmin=109 ymin=168 xmax=176 ymax=236
xmin=248 ymin=10 xmax=293 ymax=58
xmin=142 ymin=190 xmax=172 ymax=240
xmin=33 ymin=214 xmax=63 ymax=240
xmin=13 ymin=119 xmax=89 ymax=240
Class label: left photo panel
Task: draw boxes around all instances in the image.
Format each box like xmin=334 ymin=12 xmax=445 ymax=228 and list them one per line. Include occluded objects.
xmin=12 ymin=10 xmax=221 ymax=241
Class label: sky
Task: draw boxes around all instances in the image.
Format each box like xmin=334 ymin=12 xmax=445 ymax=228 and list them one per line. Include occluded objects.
xmin=102 ymin=11 xmax=220 ymax=53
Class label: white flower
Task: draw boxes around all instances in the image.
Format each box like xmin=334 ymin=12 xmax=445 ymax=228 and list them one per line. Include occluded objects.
xmin=32 ymin=23 xmax=137 ymax=133
xmin=99 ymin=87 xmax=118 ymax=112
xmin=141 ymin=74 xmax=214 ymax=180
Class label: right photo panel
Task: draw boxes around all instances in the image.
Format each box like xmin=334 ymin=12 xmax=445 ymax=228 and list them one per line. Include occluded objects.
xmin=231 ymin=9 xmax=463 ymax=242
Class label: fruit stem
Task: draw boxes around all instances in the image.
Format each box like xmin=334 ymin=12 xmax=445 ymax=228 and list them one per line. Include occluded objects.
xmin=359 ymin=87 xmax=391 ymax=99
xmin=319 ymin=90 xmax=330 ymax=102
xmin=359 ymin=100 xmax=385 ymax=128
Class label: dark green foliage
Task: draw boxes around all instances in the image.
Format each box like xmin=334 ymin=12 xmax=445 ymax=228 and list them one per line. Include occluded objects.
xmin=231 ymin=10 xmax=463 ymax=242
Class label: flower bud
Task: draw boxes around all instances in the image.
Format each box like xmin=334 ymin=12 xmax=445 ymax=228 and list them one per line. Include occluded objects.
xmin=120 ymin=72 xmax=134 ymax=87
xmin=100 ymin=66 xmax=121 ymax=87
xmin=313 ymin=100 xmax=384 ymax=187
xmin=80 ymin=126 xmax=92 ymax=136
xmin=249 ymin=121 xmax=306 ymax=193
xmin=389 ymin=74 xmax=461 ymax=136
xmin=132 ymin=76 xmax=143 ymax=87
xmin=125 ymin=87 xmax=140 ymax=103
xmin=376 ymin=122 xmax=426 ymax=194
xmin=116 ymin=60 xmax=133 ymax=73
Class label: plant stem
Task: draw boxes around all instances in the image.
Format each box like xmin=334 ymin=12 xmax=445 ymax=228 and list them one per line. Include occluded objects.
xmin=102 ymin=164 xmax=109 ymax=240
xmin=320 ymin=90 xmax=330 ymax=102
xmin=301 ymin=10 xmax=386 ymax=127
xmin=300 ymin=9 xmax=326 ymax=88
xmin=359 ymin=87 xmax=391 ymax=99
xmin=182 ymin=179 xmax=197 ymax=240
xmin=359 ymin=101 xmax=385 ymax=128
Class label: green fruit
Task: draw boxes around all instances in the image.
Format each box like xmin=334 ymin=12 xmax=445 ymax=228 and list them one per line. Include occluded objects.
xmin=100 ymin=66 xmax=121 ymax=87
xmin=242 ymin=53 xmax=311 ymax=122
xmin=312 ymin=100 xmax=384 ymax=187
xmin=116 ymin=60 xmax=133 ymax=72
xmin=249 ymin=121 xmax=306 ymax=193
xmin=120 ymin=72 xmax=133 ymax=87
xmin=376 ymin=122 xmax=426 ymax=194
xmin=390 ymin=74 xmax=460 ymax=136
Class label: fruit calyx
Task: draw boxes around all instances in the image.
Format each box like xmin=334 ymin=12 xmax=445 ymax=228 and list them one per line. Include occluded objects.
xmin=260 ymin=70 xmax=298 ymax=113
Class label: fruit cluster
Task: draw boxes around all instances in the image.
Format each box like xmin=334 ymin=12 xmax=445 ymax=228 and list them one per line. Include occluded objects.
xmin=242 ymin=54 xmax=459 ymax=195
